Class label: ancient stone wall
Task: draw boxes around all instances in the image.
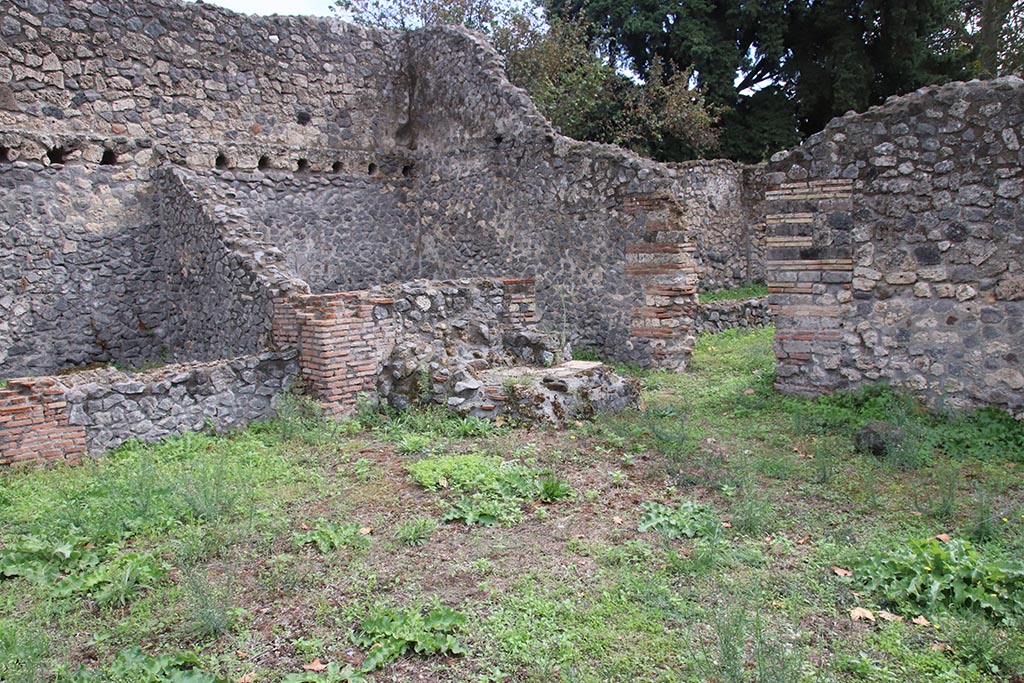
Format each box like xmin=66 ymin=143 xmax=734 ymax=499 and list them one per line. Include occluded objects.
xmin=0 ymin=162 xmax=170 ymax=376
xmin=61 ymin=352 xmax=297 ymax=455
xmin=694 ymin=297 xmax=772 ymax=335
xmin=766 ymin=77 xmax=1024 ymax=415
xmin=0 ymin=352 xmax=296 ymax=462
xmin=0 ymin=0 xmax=404 ymax=161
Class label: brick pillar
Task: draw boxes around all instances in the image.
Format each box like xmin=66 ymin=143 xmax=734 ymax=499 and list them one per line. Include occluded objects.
xmin=765 ymin=180 xmax=854 ymax=395
xmin=292 ymin=292 xmax=397 ymax=416
xmin=0 ymin=378 xmax=86 ymax=466
xmin=500 ymin=278 xmax=537 ymax=327
xmin=623 ymin=193 xmax=701 ymax=371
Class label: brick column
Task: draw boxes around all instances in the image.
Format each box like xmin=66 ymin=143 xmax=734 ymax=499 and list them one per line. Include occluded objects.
xmin=290 ymin=292 xmax=397 ymax=415
xmin=623 ymin=193 xmax=701 ymax=371
xmin=500 ymin=278 xmax=537 ymax=327
xmin=0 ymin=378 xmax=86 ymax=466
xmin=765 ymin=180 xmax=854 ymax=395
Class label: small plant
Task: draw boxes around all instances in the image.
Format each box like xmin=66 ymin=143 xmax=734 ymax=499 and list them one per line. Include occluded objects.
xmin=394 ymin=517 xmax=437 ymax=546
xmin=0 ymin=619 xmax=48 ymax=683
xmin=850 ymin=537 xmax=1024 ymax=623
xmin=689 ymin=603 xmax=804 ymax=683
xmin=352 ymin=457 xmax=376 ymax=482
xmin=177 ymin=457 xmax=245 ymax=522
xmin=637 ymin=501 xmax=722 ymax=540
xmin=536 ymin=476 xmax=574 ymax=502
xmin=966 ymin=486 xmax=999 ymax=542
xmin=608 ymin=469 xmax=627 ymax=486
xmin=915 ymin=463 xmax=959 ymax=520
xmin=181 ymin=569 xmax=236 ymax=638
xmin=396 ymin=433 xmax=434 ymax=455
xmin=441 ymin=495 xmax=521 ymax=526
xmin=730 ymin=491 xmax=775 ymax=536
xmin=293 ymin=520 xmax=371 ymax=553
xmin=351 ymin=604 xmax=466 ymax=672
xmin=60 ymin=647 xmax=227 ymax=683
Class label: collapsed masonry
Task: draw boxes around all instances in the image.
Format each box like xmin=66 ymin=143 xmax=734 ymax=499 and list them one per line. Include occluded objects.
xmin=0 ymin=0 xmax=1021 ymax=465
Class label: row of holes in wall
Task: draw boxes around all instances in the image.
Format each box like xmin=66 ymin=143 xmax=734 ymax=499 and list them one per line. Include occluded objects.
xmin=225 ymin=153 xmax=413 ymax=177
xmin=0 ymin=146 xmax=118 ymax=165
xmin=0 ymin=146 xmax=413 ymax=177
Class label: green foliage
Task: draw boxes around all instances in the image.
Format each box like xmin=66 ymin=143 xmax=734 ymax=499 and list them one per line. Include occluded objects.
xmin=59 ymin=648 xmax=226 ymax=683
xmin=851 ymin=538 xmax=1024 ymax=624
xmin=536 ymin=476 xmax=574 ymax=502
xmin=293 ymin=520 xmax=371 ymax=553
xmin=637 ymin=501 xmax=722 ymax=540
xmin=351 ymin=605 xmax=466 ymax=672
xmin=793 ymin=384 xmax=1024 ymax=467
xmin=0 ymin=535 xmax=165 ymax=608
xmin=0 ymin=619 xmax=48 ymax=683
xmin=409 ymin=453 xmax=572 ymax=526
xmin=393 ymin=516 xmax=437 ymax=546
xmin=689 ymin=604 xmax=805 ymax=683
xmin=699 ymin=282 xmax=769 ymax=303
xmin=181 ymin=569 xmax=237 ymax=638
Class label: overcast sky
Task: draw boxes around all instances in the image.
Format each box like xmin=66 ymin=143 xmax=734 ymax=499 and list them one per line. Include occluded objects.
xmin=194 ymin=0 xmax=337 ymax=17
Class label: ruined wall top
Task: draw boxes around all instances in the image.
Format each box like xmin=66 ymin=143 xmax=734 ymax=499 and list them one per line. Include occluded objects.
xmin=0 ymin=0 xmax=405 ymax=159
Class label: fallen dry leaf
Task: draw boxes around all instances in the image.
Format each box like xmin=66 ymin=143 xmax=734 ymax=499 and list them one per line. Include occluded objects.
xmin=877 ymin=610 xmax=904 ymax=623
xmin=797 ymin=535 xmax=811 ymax=544
xmin=236 ymin=674 xmax=255 ymax=683
xmin=302 ymin=659 xmax=328 ymax=672
xmin=236 ymin=651 xmax=249 ymax=659
xmin=832 ymin=565 xmax=853 ymax=577
xmin=912 ymin=615 xmax=932 ymax=627
xmin=932 ymin=533 xmax=951 ymax=543
xmin=721 ymin=521 xmax=733 ymax=528
xmin=299 ymin=522 xmax=309 ymax=530
xmin=850 ymin=607 xmax=875 ymax=622
xmin=358 ymin=527 xmax=372 ymax=535
xmin=743 ymin=388 xmax=756 ymax=395
xmin=929 ymin=643 xmax=949 ymax=652
xmin=612 ymin=516 xmax=623 ymax=525
xmin=910 ymin=511 xmax=923 ymax=517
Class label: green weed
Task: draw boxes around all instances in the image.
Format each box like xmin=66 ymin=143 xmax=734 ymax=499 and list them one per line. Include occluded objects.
xmin=850 ymin=537 xmax=1024 ymax=623
xmin=351 ymin=604 xmax=466 ymax=672
xmin=637 ymin=501 xmax=722 ymax=540
xmin=293 ymin=520 xmax=371 ymax=553
xmin=393 ymin=517 xmax=437 ymax=546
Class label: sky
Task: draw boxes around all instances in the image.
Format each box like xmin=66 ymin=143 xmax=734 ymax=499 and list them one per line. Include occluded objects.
xmin=193 ymin=0 xmax=337 ymax=17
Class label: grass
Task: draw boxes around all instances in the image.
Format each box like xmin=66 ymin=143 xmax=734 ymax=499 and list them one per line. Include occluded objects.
xmin=2 ymin=326 xmax=1023 ymax=682
xmin=698 ymin=282 xmax=770 ymax=303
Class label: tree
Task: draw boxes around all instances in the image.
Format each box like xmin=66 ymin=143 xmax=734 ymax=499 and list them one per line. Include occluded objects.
xmin=546 ymin=0 xmax=978 ymax=160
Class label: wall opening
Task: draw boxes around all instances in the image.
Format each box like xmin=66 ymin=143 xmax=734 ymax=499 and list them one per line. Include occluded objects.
xmin=296 ymin=111 xmax=312 ymax=126
xmin=215 ymin=153 xmax=229 ymax=169
xmin=47 ymin=146 xmax=67 ymax=165
xmin=401 ymin=163 xmax=413 ymax=178
xmin=494 ymin=135 xmax=504 ymax=145
xmin=0 ymin=146 xmax=10 ymax=164
xmin=331 ymin=161 xmax=343 ymax=173
xmin=297 ymin=158 xmax=310 ymax=173
xmin=100 ymin=149 xmax=117 ymax=165
xmin=367 ymin=162 xmax=377 ymax=175
xmin=258 ymin=155 xmax=271 ymax=171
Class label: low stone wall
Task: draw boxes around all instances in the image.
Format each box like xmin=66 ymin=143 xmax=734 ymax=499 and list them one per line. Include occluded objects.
xmin=272 ymin=277 xmax=541 ymax=414
xmin=694 ymin=297 xmax=772 ymax=335
xmin=0 ymin=352 xmax=296 ymax=463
